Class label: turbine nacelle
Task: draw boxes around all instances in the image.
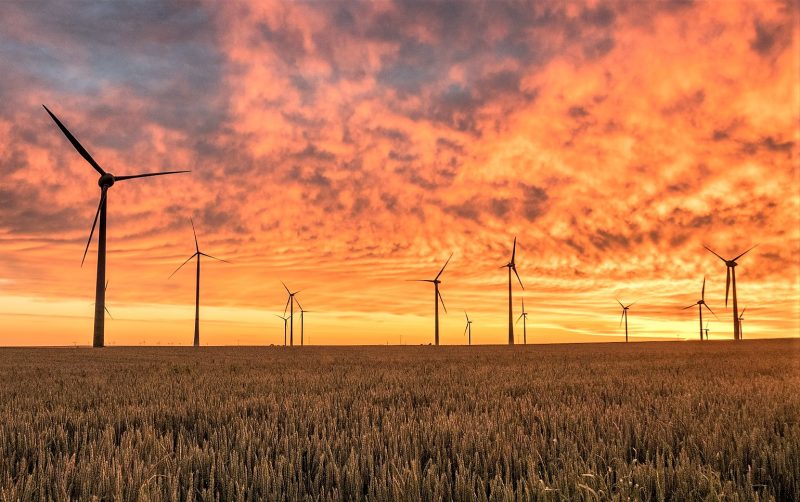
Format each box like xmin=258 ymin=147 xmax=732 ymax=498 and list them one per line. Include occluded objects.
xmin=98 ymin=173 xmax=115 ymax=188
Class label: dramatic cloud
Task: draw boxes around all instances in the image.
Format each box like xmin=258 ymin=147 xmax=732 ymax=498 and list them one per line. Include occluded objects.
xmin=0 ymin=0 xmax=797 ymax=345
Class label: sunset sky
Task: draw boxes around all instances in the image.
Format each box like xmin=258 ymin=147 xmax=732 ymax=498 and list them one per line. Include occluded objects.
xmin=0 ymin=0 xmax=797 ymax=346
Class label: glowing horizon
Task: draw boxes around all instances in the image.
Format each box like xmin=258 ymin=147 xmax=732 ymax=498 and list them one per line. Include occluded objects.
xmin=0 ymin=0 xmax=798 ymax=346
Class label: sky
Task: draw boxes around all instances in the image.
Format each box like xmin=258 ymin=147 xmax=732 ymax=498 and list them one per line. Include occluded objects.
xmin=0 ymin=0 xmax=798 ymax=346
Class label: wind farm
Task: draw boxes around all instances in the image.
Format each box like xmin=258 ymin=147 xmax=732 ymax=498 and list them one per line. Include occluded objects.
xmin=0 ymin=1 xmax=797 ymax=501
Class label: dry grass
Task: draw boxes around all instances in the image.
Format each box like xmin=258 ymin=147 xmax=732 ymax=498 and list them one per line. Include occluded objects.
xmin=0 ymin=339 xmax=797 ymax=501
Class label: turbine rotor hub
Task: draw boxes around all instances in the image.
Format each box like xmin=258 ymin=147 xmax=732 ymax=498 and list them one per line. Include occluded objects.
xmin=98 ymin=173 xmax=115 ymax=188
xmin=727 ymin=261 xmax=737 ymax=267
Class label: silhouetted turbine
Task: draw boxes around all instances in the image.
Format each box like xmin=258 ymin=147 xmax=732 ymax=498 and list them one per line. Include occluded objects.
xmin=516 ymin=298 xmax=529 ymax=345
xmin=738 ymin=307 xmax=746 ymax=339
xmin=682 ymin=276 xmax=718 ymax=341
xmin=299 ymin=304 xmax=313 ymax=346
xmin=704 ymin=244 xmax=757 ymax=340
xmin=410 ymin=253 xmax=452 ymax=345
xmin=275 ymin=314 xmax=290 ymax=346
xmin=501 ymin=237 xmax=524 ymax=345
xmin=463 ymin=311 xmax=473 ymax=346
xmin=90 ymin=281 xmax=113 ymax=319
xmin=704 ymin=322 xmax=710 ymax=340
xmin=169 ymin=219 xmax=229 ymax=347
xmin=617 ymin=300 xmax=634 ymax=342
xmin=282 ymin=282 xmax=301 ymax=346
xmin=44 ymin=105 xmax=189 ymax=347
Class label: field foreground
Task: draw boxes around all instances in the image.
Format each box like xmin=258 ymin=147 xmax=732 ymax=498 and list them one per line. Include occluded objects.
xmin=1 ymin=340 xmax=798 ymax=501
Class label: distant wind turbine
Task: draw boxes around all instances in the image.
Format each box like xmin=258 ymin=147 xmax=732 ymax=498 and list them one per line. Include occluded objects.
xmin=298 ymin=304 xmax=313 ymax=346
xmin=738 ymin=307 xmax=746 ymax=339
xmin=275 ymin=314 xmax=290 ymax=346
xmin=682 ymin=277 xmax=717 ymax=340
xmin=282 ymin=282 xmax=301 ymax=346
xmin=704 ymin=322 xmax=710 ymax=340
xmin=169 ymin=219 xmax=229 ymax=347
xmin=516 ymin=298 xmax=529 ymax=344
xmin=617 ymin=300 xmax=634 ymax=342
xmin=463 ymin=311 xmax=473 ymax=345
xmin=90 ymin=281 xmax=113 ymax=319
xmin=410 ymin=253 xmax=452 ymax=346
xmin=704 ymin=244 xmax=757 ymax=340
xmin=502 ymin=237 xmax=524 ymax=345
xmin=44 ymin=105 xmax=189 ymax=347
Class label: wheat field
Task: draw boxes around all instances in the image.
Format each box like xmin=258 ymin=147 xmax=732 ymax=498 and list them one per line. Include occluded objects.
xmin=0 ymin=339 xmax=797 ymax=501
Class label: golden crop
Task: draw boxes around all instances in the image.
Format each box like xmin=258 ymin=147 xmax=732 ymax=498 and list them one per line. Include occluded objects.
xmin=1 ymin=340 xmax=797 ymax=501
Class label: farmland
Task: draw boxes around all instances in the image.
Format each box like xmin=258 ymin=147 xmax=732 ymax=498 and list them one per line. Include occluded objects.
xmin=0 ymin=340 xmax=797 ymax=501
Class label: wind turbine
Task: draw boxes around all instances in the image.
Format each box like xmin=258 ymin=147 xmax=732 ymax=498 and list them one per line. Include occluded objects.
xmin=502 ymin=237 xmax=524 ymax=345
xmin=704 ymin=322 xmax=710 ymax=340
xmin=463 ymin=311 xmax=473 ymax=345
xmin=682 ymin=277 xmax=717 ymax=340
xmin=516 ymin=298 xmax=529 ymax=344
xmin=282 ymin=282 xmax=301 ymax=346
xmin=738 ymin=307 xmax=746 ymax=339
xmin=89 ymin=281 xmax=113 ymax=319
xmin=169 ymin=219 xmax=229 ymax=347
xmin=617 ymin=300 xmax=634 ymax=342
xmin=704 ymin=244 xmax=757 ymax=340
xmin=43 ymin=105 xmax=189 ymax=347
xmin=298 ymin=304 xmax=313 ymax=346
xmin=410 ymin=253 xmax=452 ymax=346
xmin=275 ymin=314 xmax=290 ymax=346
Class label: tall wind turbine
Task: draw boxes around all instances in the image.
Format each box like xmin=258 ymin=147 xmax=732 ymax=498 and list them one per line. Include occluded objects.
xmin=169 ymin=219 xmax=229 ymax=347
xmin=410 ymin=253 xmax=452 ymax=346
xmin=704 ymin=245 xmax=757 ymax=340
xmin=275 ymin=314 xmax=290 ymax=346
xmin=516 ymin=298 xmax=529 ymax=344
xmin=463 ymin=311 xmax=473 ymax=345
xmin=738 ymin=308 xmax=746 ymax=339
xmin=682 ymin=277 xmax=717 ymax=341
xmin=282 ymin=282 xmax=301 ymax=346
xmin=617 ymin=300 xmax=634 ymax=342
xmin=502 ymin=237 xmax=524 ymax=345
xmin=44 ymin=105 xmax=189 ymax=347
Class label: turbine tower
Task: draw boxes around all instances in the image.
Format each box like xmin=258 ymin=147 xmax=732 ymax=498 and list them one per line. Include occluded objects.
xmin=502 ymin=237 xmax=524 ymax=345
xmin=463 ymin=311 xmax=473 ymax=345
xmin=275 ymin=314 xmax=290 ymax=346
xmin=169 ymin=219 xmax=229 ymax=347
xmin=682 ymin=277 xmax=717 ymax=341
xmin=516 ymin=298 xmax=529 ymax=344
xmin=617 ymin=300 xmax=634 ymax=342
xmin=282 ymin=282 xmax=301 ymax=346
xmin=410 ymin=253 xmax=452 ymax=345
xmin=298 ymin=304 xmax=312 ymax=346
xmin=704 ymin=245 xmax=757 ymax=340
xmin=44 ymin=105 xmax=189 ymax=347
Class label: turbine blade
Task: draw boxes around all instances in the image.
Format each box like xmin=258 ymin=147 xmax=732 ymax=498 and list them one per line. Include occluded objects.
xmin=682 ymin=304 xmax=696 ymax=310
xmin=104 ymin=306 xmax=113 ymax=319
xmin=701 ymin=276 xmax=705 ymax=301
xmin=703 ymin=245 xmax=727 ymax=262
xmin=190 ymin=218 xmax=199 ymax=252
xmin=740 ymin=307 xmax=746 ymax=316
xmin=619 ymin=311 xmax=624 ymax=328
xmin=283 ymin=296 xmax=290 ymax=316
xmin=81 ymin=191 xmax=106 ymax=267
xmin=464 ymin=324 xmax=469 ymax=336
xmin=168 ymin=253 xmax=198 ymax=278
xmin=704 ymin=303 xmax=719 ymax=320
xmin=616 ymin=299 xmax=624 ymax=308
xmin=725 ymin=267 xmax=730 ymax=307
xmin=114 ymin=170 xmax=190 ymax=181
xmin=199 ymin=252 xmax=230 ymax=263
xmin=732 ymin=244 xmax=759 ymax=262
xmin=282 ymin=281 xmax=291 ymax=294
xmin=516 ymin=313 xmax=523 ymax=324
xmin=522 ymin=298 xmax=525 ymax=312
xmin=513 ymin=266 xmax=524 ymax=289
xmin=464 ymin=311 xmax=469 ymax=322
xmin=438 ymin=290 xmax=447 ymax=314
xmin=294 ymin=297 xmax=303 ymax=311
xmin=511 ymin=236 xmax=517 ymax=263
xmin=42 ymin=105 xmax=106 ymax=175
xmin=435 ymin=252 xmax=453 ymax=280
